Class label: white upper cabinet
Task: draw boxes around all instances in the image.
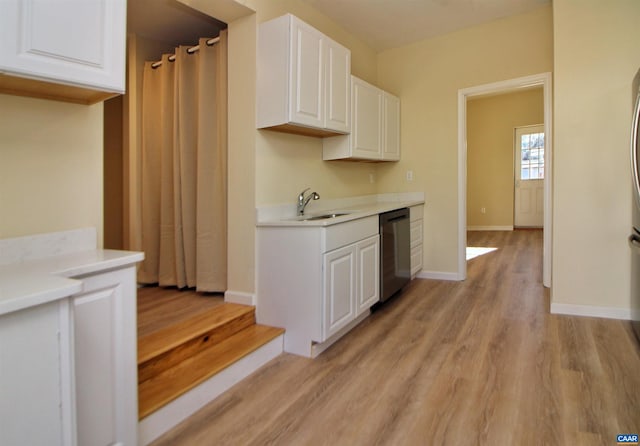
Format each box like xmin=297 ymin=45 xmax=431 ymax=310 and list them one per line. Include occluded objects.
xmin=382 ymin=92 xmax=401 ymax=161
xmin=0 ymin=0 xmax=126 ymax=104
xmin=323 ymin=75 xmax=401 ymax=161
xmin=351 ymin=76 xmax=383 ymax=159
xmin=257 ymin=14 xmax=351 ymax=137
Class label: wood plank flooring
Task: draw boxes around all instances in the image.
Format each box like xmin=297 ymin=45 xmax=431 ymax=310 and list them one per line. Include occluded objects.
xmin=137 ymin=286 xmax=225 ymax=338
xmin=151 ymin=230 xmax=640 ymax=445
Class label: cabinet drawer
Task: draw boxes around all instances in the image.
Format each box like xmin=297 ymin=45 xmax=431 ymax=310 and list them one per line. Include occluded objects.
xmin=410 ymin=205 xmax=424 ymax=222
xmin=410 ymin=220 xmax=423 ymax=248
xmin=323 ymin=216 xmax=378 ymax=252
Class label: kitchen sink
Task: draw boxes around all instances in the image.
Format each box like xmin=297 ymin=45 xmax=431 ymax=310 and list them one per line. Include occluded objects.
xmin=303 ymin=213 xmax=350 ymax=221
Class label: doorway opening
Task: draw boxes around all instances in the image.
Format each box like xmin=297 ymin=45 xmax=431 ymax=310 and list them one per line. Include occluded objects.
xmin=458 ymin=73 xmax=552 ymax=287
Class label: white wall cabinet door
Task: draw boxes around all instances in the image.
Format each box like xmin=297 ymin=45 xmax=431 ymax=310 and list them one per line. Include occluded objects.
xmin=289 ymin=17 xmax=324 ymax=129
xmin=356 ymin=235 xmax=380 ymax=316
xmin=0 ymin=0 xmax=126 ymax=94
xmin=351 ymin=76 xmax=383 ymax=159
xmin=324 ymin=38 xmax=351 ymax=133
xmin=72 ymin=267 xmax=137 ymax=446
xmin=382 ymin=92 xmax=401 ymax=161
xmin=323 ymin=244 xmax=357 ymax=340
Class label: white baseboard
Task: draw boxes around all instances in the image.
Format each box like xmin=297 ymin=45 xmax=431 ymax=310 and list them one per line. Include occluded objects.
xmin=467 ymin=226 xmax=514 ymax=231
xmin=416 ymin=270 xmax=463 ymax=281
xmin=550 ymin=303 xmax=632 ymax=320
xmin=224 ymin=290 xmax=256 ymax=306
xmin=138 ymin=334 xmax=283 ymax=445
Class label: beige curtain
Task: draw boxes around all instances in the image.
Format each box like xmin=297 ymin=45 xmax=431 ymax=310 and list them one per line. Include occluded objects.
xmin=138 ymin=31 xmax=227 ymax=292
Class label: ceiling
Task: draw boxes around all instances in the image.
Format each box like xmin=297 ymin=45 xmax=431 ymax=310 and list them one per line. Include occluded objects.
xmin=127 ymin=0 xmax=550 ymax=51
xmin=299 ymin=0 xmax=551 ymax=51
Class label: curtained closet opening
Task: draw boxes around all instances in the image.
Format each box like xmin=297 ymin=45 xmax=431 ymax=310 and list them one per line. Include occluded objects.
xmin=137 ymin=30 xmax=228 ymax=293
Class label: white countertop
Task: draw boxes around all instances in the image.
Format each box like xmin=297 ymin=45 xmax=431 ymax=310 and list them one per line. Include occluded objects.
xmin=256 ymin=193 xmax=426 ymax=227
xmin=0 ymin=229 xmax=143 ymax=316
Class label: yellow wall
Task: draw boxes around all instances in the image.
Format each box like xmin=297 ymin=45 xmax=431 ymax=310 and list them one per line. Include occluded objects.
xmin=375 ymin=5 xmax=553 ymax=274
xmin=552 ymin=0 xmax=640 ymax=310
xmin=0 ymin=95 xmax=104 ymax=245
xmin=467 ymin=88 xmax=544 ymax=228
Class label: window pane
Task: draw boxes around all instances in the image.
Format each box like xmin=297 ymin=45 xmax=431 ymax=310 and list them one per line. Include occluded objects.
xmin=520 ymin=132 xmax=545 ymax=180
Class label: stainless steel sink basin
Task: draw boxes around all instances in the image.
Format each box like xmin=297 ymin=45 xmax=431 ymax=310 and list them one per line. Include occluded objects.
xmin=303 ymin=212 xmax=350 ymax=221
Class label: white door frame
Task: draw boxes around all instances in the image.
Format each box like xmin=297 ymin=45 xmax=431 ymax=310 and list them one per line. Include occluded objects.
xmin=457 ymin=72 xmax=552 ymax=287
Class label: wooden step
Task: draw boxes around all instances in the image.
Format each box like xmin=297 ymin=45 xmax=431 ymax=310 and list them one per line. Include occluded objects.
xmin=138 ymin=303 xmax=255 ymax=383
xmin=138 ymin=324 xmax=284 ymax=419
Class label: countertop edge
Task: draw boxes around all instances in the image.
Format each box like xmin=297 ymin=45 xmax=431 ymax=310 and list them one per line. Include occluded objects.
xmin=256 ymin=200 xmax=425 ymax=227
xmin=0 ymin=249 xmax=144 ymax=316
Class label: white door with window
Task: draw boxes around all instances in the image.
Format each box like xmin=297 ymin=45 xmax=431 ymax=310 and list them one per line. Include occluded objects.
xmin=514 ymin=125 xmax=544 ymax=228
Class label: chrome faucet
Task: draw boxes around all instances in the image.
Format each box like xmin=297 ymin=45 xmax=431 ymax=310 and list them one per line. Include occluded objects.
xmin=297 ymin=188 xmax=320 ymax=215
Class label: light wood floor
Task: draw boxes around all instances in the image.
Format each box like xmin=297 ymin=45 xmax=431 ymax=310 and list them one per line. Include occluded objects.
xmin=137 ymin=286 xmax=225 ymax=338
xmin=151 ymin=230 xmax=640 ymax=445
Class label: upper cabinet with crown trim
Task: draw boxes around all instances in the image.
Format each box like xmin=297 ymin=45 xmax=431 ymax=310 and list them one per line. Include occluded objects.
xmin=257 ymin=14 xmax=351 ymax=137
xmin=0 ymin=0 xmax=126 ymax=104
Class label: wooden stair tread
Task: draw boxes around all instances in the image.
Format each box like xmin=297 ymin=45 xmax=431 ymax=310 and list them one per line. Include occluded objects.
xmin=138 ymin=324 xmax=284 ymax=419
xmin=138 ymin=303 xmax=254 ymax=364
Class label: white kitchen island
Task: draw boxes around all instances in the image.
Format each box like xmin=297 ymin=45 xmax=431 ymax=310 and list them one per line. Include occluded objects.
xmin=0 ymin=228 xmax=143 ymax=446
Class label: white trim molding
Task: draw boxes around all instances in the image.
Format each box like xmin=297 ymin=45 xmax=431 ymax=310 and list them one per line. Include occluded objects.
xmin=550 ymin=303 xmax=632 ymax=321
xmin=458 ymin=72 xmax=553 ymax=288
xmin=417 ymin=270 xmax=463 ymax=281
xmin=224 ymin=290 xmax=256 ymax=306
xmin=467 ymin=226 xmax=514 ymax=231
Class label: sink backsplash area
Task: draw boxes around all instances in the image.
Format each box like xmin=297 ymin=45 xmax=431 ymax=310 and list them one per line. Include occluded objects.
xmin=256 ymin=192 xmax=425 ymax=223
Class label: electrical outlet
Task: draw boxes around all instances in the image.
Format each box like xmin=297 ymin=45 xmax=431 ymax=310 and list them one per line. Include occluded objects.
xmin=406 ymin=170 xmax=413 ymax=181
xmin=481 ymin=207 xmax=486 ymax=214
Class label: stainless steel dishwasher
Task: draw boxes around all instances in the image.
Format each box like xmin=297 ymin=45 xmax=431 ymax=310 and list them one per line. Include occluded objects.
xmin=379 ymin=208 xmax=411 ymax=302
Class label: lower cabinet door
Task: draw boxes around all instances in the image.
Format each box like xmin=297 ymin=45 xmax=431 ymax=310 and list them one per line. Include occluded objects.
xmin=357 ymin=235 xmax=380 ymax=315
xmin=323 ymin=244 xmax=357 ymax=340
xmin=72 ymin=267 xmax=137 ymax=446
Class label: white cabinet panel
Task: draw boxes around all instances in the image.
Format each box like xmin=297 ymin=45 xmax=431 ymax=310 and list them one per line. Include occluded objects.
xmin=257 ymin=14 xmax=351 ymax=137
xmin=0 ymin=0 xmax=126 ymax=102
xmin=351 ymin=77 xmax=383 ymax=158
xmin=325 ymin=38 xmax=351 ymax=133
xmin=357 ymin=235 xmax=380 ymax=315
xmin=323 ymin=244 xmax=357 ymax=340
xmin=410 ymin=205 xmax=424 ymax=277
xmin=290 ymin=18 xmax=323 ymax=128
xmin=0 ymin=300 xmax=74 ymax=446
xmin=382 ymin=93 xmax=401 ymax=161
xmin=72 ymin=267 xmax=137 ymax=446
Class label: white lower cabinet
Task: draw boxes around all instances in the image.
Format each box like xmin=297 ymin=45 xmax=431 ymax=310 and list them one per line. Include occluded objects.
xmin=410 ymin=205 xmax=424 ymax=277
xmin=0 ymin=300 xmax=74 ymax=446
xmin=72 ymin=267 xmax=137 ymax=446
xmin=0 ymin=265 xmax=138 ymax=446
xmin=323 ymin=244 xmax=356 ymax=339
xmin=257 ymin=216 xmax=379 ymax=357
xmin=322 ymin=234 xmax=379 ymax=340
